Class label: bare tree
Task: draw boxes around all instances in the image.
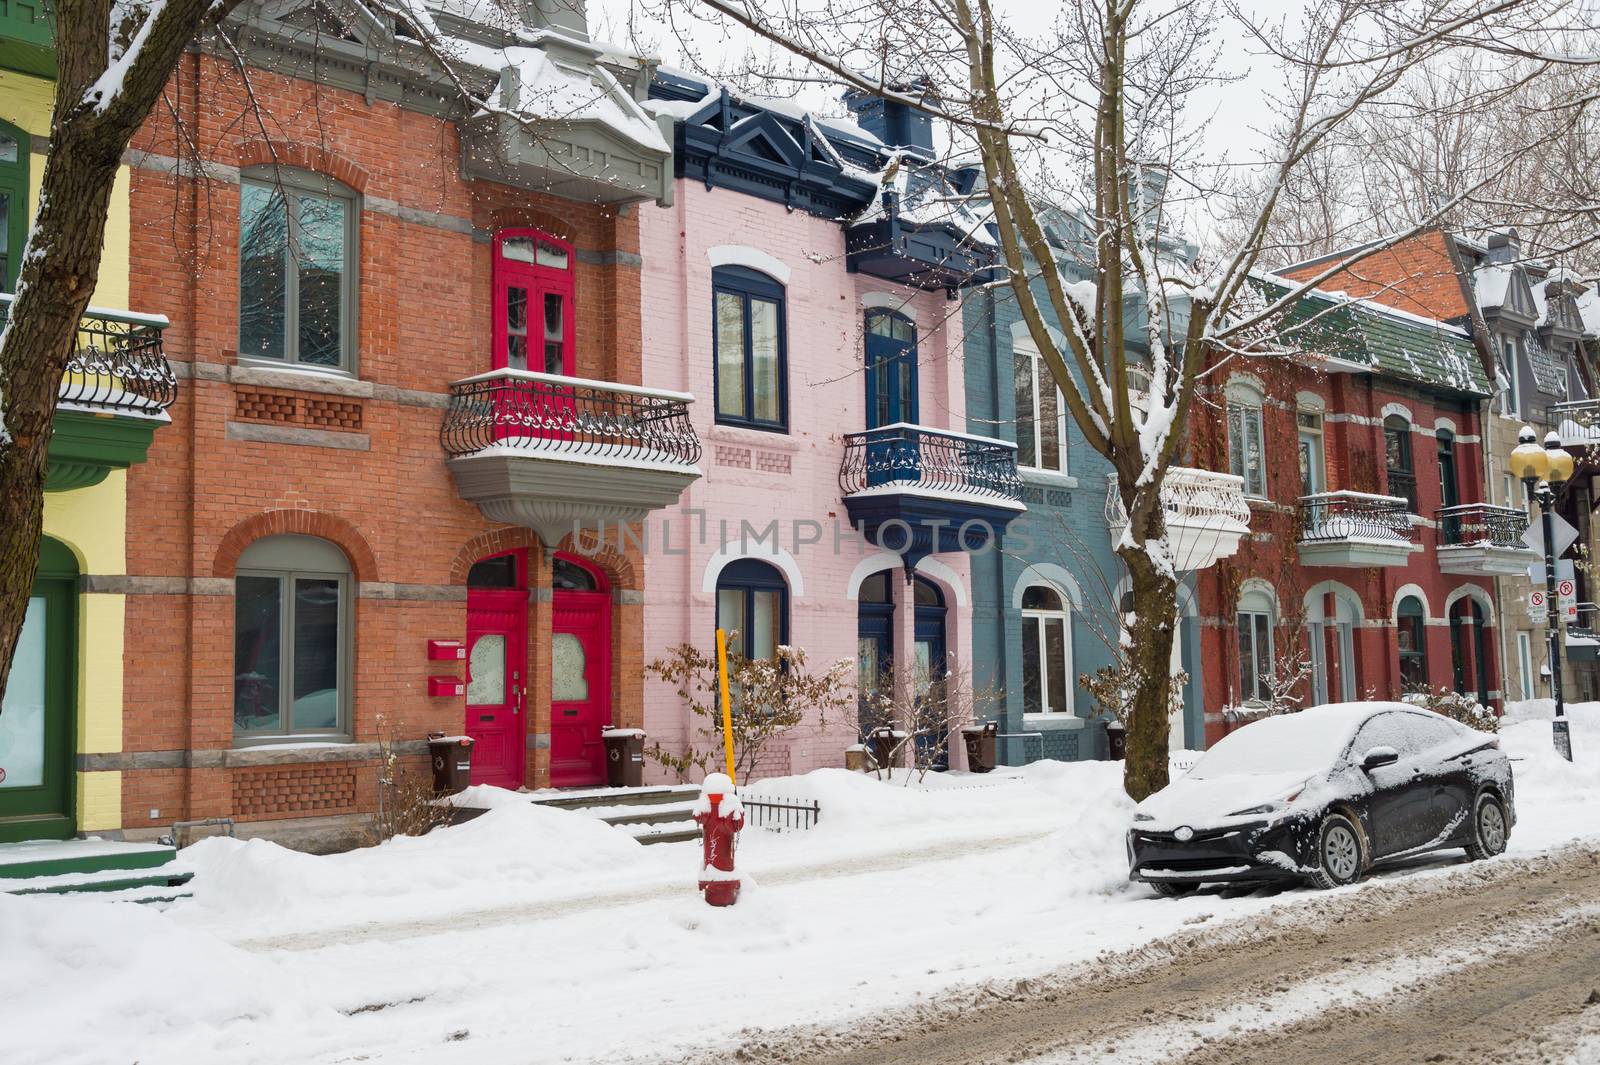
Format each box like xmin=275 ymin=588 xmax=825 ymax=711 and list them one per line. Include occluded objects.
xmin=632 ymin=0 xmax=1595 ymax=799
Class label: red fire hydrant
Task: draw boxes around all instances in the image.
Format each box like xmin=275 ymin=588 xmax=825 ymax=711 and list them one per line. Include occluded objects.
xmin=693 ymin=772 xmax=744 ymax=906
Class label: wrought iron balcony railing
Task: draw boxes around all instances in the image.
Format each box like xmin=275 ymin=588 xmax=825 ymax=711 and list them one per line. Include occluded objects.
xmin=441 ymin=369 xmax=701 ymax=467
xmin=0 ymin=293 xmax=176 ymax=416
xmin=1436 ymin=503 xmax=1530 ymax=549
xmin=1385 ymin=468 xmax=1418 ymax=513
xmin=1299 ymin=491 xmax=1416 ymax=545
xmin=839 ymin=423 xmax=1023 ymax=501
xmin=1549 ymin=399 xmax=1600 ymax=447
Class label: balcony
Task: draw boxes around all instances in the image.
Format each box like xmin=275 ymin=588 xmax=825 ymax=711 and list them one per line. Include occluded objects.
xmin=845 ymin=190 xmax=1000 ymax=292
xmin=442 ymin=370 xmax=702 ymax=547
xmin=1549 ymin=400 xmax=1600 ymax=448
xmin=0 ymin=0 xmax=55 ymax=77
xmin=839 ymin=424 xmax=1024 ymax=573
xmin=0 ymin=293 xmax=178 ymax=491
xmin=1435 ymin=503 xmax=1537 ymax=576
xmin=1296 ymin=491 xmax=1420 ymax=568
xmin=1104 ymin=467 xmax=1250 ymax=571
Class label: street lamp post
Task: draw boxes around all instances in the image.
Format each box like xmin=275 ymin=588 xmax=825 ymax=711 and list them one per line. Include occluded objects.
xmin=1509 ymin=426 xmax=1576 ymax=761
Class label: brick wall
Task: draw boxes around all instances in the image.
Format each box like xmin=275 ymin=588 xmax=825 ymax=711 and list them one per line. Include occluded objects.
xmin=117 ymin=51 xmax=648 ymax=833
xmin=1280 ymin=231 xmax=1473 ymax=322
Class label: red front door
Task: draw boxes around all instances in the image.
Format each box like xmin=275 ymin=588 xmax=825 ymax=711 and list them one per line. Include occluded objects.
xmin=466 ymin=589 xmax=527 ymax=788
xmin=549 ymin=566 xmax=610 ymax=788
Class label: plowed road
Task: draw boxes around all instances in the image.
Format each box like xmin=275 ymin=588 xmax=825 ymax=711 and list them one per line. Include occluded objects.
xmin=669 ymin=846 xmax=1600 ymax=1065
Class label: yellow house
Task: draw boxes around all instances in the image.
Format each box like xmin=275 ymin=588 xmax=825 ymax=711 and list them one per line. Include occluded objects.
xmin=1 ymin=10 xmax=179 ymax=880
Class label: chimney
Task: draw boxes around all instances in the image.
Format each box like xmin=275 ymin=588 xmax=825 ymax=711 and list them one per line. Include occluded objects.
xmin=524 ymin=0 xmax=588 ymax=38
xmin=1485 ymin=228 xmax=1520 ymax=265
xmin=843 ymin=83 xmax=935 ymax=160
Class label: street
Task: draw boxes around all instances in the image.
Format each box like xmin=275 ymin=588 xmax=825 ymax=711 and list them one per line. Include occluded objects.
xmin=674 ymin=845 xmax=1600 ymax=1065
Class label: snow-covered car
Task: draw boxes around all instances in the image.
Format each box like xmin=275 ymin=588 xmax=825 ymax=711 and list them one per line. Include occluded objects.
xmin=1127 ymin=702 xmax=1514 ymax=894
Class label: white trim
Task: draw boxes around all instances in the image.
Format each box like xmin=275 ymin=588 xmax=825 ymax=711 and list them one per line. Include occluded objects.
xmin=1009 ymin=319 xmax=1066 ymax=349
xmin=1380 ymin=402 xmax=1415 ymax=424
xmin=845 ymin=552 xmax=902 ymax=600
xmin=1391 ymin=583 xmax=1432 ymax=622
xmin=1237 ymin=577 xmax=1279 ymax=616
xmin=1443 ymin=584 xmax=1496 ymax=625
xmin=912 ymin=556 xmax=969 ymax=608
xmin=1434 ymin=416 xmax=1460 ymax=436
xmin=701 ymin=542 xmax=805 ymax=597
xmin=707 ymin=245 xmax=792 ymax=284
xmin=1303 ymin=580 xmax=1364 ymax=624
xmin=1011 ymin=563 xmax=1083 ymax=610
xmin=1225 ymin=373 xmax=1266 ymax=402
xmin=1295 ymin=391 xmax=1326 ymax=412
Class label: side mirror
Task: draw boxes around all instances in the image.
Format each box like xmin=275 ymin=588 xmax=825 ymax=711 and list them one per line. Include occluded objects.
xmin=1361 ymin=746 xmax=1399 ymax=771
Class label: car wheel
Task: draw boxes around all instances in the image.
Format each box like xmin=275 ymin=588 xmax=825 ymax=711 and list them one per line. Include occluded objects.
xmin=1151 ymin=881 xmax=1197 ymax=898
xmin=1464 ymin=792 xmax=1509 ymax=861
xmin=1306 ymin=812 xmax=1365 ymax=890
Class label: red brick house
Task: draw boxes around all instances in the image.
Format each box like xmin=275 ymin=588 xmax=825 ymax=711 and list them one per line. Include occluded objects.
xmin=1190 ymin=285 xmax=1532 ymax=745
xmin=112 ymin=0 xmax=700 ymax=849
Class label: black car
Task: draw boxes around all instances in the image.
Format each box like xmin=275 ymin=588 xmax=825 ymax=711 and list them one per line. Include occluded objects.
xmin=1128 ymin=702 xmax=1514 ymax=894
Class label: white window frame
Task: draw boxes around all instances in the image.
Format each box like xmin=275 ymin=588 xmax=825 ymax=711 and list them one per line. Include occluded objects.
xmin=1297 ymin=408 xmax=1325 ymax=497
xmin=1517 ymin=630 xmax=1535 ymax=700
xmin=1499 ymin=334 xmax=1521 ymax=417
xmin=1021 ymin=587 xmax=1074 ymax=717
xmin=1227 ymin=382 xmax=1267 ymax=498
xmin=1014 ymin=338 xmax=1068 ymax=475
xmin=1236 ymin=588 xmax=1275 ymax=705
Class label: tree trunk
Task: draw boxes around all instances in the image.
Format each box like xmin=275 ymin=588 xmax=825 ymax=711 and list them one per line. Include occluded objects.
xmin=1116 ymin=495 xmax=1179 ymax=803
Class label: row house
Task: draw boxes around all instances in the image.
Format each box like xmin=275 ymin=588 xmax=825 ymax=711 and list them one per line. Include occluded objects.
xmin=93 ymin=0 xmax=700 ymax=850
xmin=1192 ymin=283 xmax=1530 ymax=742
xmin=1 ymin=14 xmax=180 ymax=843
xmin=638 ymin=76 xmax=1020 ymax=777
xmin=1284 ymin=230 xmax=1600 ymax=706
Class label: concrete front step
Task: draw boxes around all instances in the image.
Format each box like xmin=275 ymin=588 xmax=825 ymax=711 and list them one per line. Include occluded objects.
xmin=5 ymin=865 xmax=195 ymax=898
xmin=448 ymin=785 xmax=703 ymax=846
xmin=525 ymin=784 xmax=700 ymax=811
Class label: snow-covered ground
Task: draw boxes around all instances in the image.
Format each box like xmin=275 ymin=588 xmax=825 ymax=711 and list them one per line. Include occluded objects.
xmin=4 ymin=702 xmax=1599 ymax=1065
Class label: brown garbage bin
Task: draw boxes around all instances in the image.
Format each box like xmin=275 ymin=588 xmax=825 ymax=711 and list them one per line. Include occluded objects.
xmin=961 ymin=722 xmax=998 ymax=772
xmin=427 ymin=733 xmax=475 ymax=794
xmin=1106 ymin=721 xmax=1126 ymax=761
xmin=867 ymin=727 xmax=904 ymax=770
xmin=604 ymin=728 xmax=646 ymax=787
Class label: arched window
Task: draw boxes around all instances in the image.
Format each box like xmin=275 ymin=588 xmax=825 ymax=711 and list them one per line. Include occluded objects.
xmin=1237 ymin=585 xmax=1276 ymax=704
xmin=1014 ymin=337 xmax=1067 ymax=473
xmin=493 ymin=228 xmax=573 ymax=375
xmin=234 ymin=535 xmax=353 ymax=741
xmin=716 ymin=559 xmax=788 ymax=659
xmin=551 ymin=556 xmax=601 ymax=592
xmin=1226 ymin=380 xmax=1266 ymax=498
xmin=713 ymin=266 xmax=787 ymax=430
xmin=1397 ymin=595 xmax=1428 ymax=691
xmin=1384 ymin=415 xmax=1417 ymax=511
xmin=238 ymin=165 xmax=360 ymax=371
xmin=1021 ymin=584 xmax=1073 ymax=716
xmin=0 ymin=118 xmax=28 ymax=292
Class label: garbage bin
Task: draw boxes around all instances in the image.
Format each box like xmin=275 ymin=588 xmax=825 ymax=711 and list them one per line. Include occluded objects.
xmin=603 ymin=728 xmax=646 ymax=787
xmin=1105 ymin=721 xmax=1126 ymax=761
xmin=427 ymin=733 xmax=475 ymax=794
xmin=961 ymin=721 xmax=997 ymax=772
xmin=867 ymin=727 xmax=904 ymax=771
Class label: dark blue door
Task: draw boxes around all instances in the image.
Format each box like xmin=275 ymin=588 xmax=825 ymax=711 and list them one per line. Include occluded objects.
xmin=912 ymin=577 xmax=949 ymax=771
xmin=865 ymin=311 xmax=918 ymax=486
xmin=856 ymin=572 xmax=894 ymax=734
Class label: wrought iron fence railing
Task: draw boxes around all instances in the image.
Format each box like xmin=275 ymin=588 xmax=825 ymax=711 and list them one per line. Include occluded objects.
xmin=441 ymin=369 xmax=701 ymax=467
xmin=0 ymin=292 xmax=176 ymax=416
xmin=736 ymin=792 xmax=820 ymax=832
xmin=838 ymin=423 xmax=1023 ymax=501
xmin=1436 ymin=503 xmax=1530 ymax=549
xmin=1298 ymin=491 xmax=1416 ymax=544
xmin=1385 ymin=468 xmax=1419 ymax=513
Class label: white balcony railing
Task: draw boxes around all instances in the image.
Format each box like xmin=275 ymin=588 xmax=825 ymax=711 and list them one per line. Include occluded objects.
xmin=1104 ymin=466 xmax=1250 ymax=571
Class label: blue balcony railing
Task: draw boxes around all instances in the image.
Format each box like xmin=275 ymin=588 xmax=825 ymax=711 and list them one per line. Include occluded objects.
xmin=839 ymin=423 xmax=1023 ymax=501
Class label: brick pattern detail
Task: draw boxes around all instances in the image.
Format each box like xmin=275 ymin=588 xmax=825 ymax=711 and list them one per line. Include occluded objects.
xmin=755 ymin=450 xmax=791 ymax=474
xmin=232 ymin=764 xmax=358 ymax=819
xmin=304 ymin=397 xmax=364 ymax=429
xmin=715 ymin=445 xmax=752 ymax=468
xmin=234 ymin=389 xmax=364 ymax=430
xmin=236 ymin=390 xmax=299 ymax=423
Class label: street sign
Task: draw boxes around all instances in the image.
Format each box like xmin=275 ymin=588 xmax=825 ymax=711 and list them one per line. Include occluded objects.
xmin=1524 ymin=512 xmax=1580 ymax=577
xmin=1529 ymin=589 xmax=1550 ymax=621
xmin=1559 ymin=578 xmax=1579 ymax=622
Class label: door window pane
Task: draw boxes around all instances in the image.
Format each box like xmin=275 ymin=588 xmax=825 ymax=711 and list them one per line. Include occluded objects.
xmin=0 ymin=598 xmax=46 ymax=788
xmin=234 ymin=576 xmax=284 ymax=733
xmin=1021 ymin=617 xmax=1042 ymax=714
xmin=1044 ymin=616 xmax=1068 ymax=713
xmin=751 ymin=589 xmax=780 ymax=659
xmin=536 ymin=240 xmax=569 ymax=269
xmin=501 ymin=237 xmax=537 ymax=263
xmin=0 ymin=190 xmax=10 ymax=291
xmin=295 ymin=194 xmax=345 ymax=367
xmin=0 ymin=132 xmax=16 ymax=163
xmin=543 ymin=292 xmax=565 ymax=374
xmin=717 ymin=588 xmax=745 ymax=653
xmin=506 ymin=286 xmax=529 ymax=370
xmin=468 ymin=634 xmax=506 ymax=704
xmin=552 ymin=633 xmax=588 ymax=701
xmin=715 ymin=292 xmax=746 ymax=419
xmin=291 ymin=578 xmax=341 ymax=730
xmin=750 ymin=298 xmax=780 ymax=423
xmin=239 ymin=184 xmax=289 ymax=359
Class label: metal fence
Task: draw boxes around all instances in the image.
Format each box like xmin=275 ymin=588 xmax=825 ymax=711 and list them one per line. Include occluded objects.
xmin=1436 ymin=502 xmax=1529 ymax=548
xmin=839 ymin=423 xmax=1023 ymax=500
xmin=441 ymin=369 xmax=701 ymax=466
xmin=0 ymin=293 xmax=176 ymax=416
xmin=1298 ymin=490 xmax=1416 ymax=544
xmin=738 ymin=793 xmax=821 ymax=832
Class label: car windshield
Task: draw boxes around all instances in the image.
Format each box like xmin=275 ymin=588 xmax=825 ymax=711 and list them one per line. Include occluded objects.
xmin=1187 ymin=708 xmax=1368 ymax=780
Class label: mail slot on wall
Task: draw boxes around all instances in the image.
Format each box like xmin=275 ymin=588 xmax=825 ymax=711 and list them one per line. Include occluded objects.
xmin=428 ymin=675 xmax=466 ymax=697
xmin=427 ymin=639 xmax=467 ymax=661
